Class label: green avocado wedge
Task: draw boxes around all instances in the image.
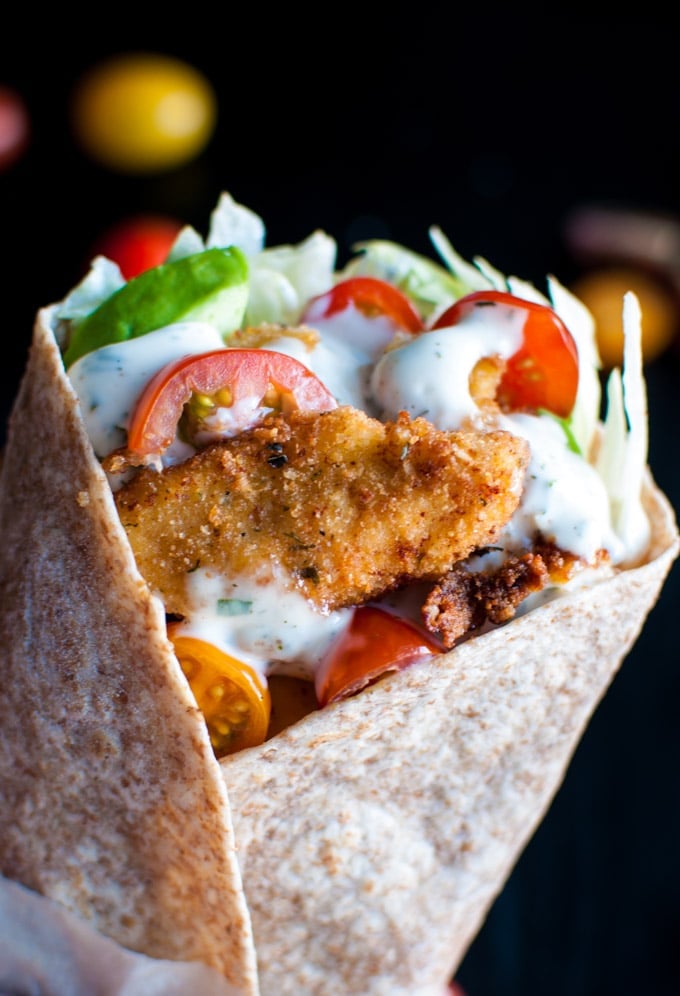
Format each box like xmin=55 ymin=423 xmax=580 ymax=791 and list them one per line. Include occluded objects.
xmin=63 ymin=246 xmax=249 ymax=368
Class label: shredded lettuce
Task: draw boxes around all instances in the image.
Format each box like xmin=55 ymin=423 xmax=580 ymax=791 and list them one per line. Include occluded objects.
xmin=506 ymin=276 xmax=548 ymax=304
xmin=596 ymin=292 xmax=650 ymax=562
xmin=166 ymin=224 xmax=205 ymax=261
xmin=206 ymin=192 xmax=266 ymax=258
xmin=166 ymin=191 xmax=266 ymax=262
xmin=55 ymin=256 xmax=125 ymax=323
xmin=167 ymin=194 xmax=336 ymax=326
xmin=428 ymin=225 xmax=495 ymax=293
xmin=245 ymin=231 xmax=337 ymax=326
xmin=340 ymin=238 xmax=469 ymax=320
xmin=547 ymin=277 xmax=602 ymax=460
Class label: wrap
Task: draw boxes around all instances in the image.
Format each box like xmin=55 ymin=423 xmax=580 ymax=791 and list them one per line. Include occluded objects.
xmin=0 ymin=278 xmax=677 ymax=994
xmin=0 ymin=311 xmax=259 ymax=995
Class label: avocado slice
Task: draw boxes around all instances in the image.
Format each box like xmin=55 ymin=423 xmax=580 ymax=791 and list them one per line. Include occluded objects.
xmin=63 ymin=246 xmax=249 ymax=368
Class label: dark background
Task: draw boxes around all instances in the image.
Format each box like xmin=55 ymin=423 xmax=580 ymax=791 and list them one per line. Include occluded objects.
xmin=2 ymin=12 xmax=679 ymax=995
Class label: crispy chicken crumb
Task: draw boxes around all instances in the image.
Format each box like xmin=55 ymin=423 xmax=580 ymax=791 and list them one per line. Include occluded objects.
xmin=422 ymin=542 xmax=592 ymax=647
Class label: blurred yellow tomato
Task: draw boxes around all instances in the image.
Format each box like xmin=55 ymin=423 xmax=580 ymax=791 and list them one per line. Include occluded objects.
xmin=71 ymin=53 xmax=217 ymax=173
xmin=570 ymin=266 xmax=677 ymax=368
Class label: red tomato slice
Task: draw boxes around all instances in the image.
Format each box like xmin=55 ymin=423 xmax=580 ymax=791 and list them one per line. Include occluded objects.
xmin=302 ymin=276 xmax=424 ymax=334
xmin=314 ymin=606 xmax=441 ymax=707
xmin=127 ymin=348 xmax=338 ymax=457
xmin=92 ymin=214 xmax=182 ymax=279
xmin=432 ymin=290 xmax=579 ymax=417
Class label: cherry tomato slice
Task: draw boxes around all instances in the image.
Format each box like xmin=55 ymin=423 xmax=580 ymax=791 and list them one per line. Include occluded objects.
xmin=169 ymin=631 xmax=271 ymax=756
xmin=432 ymin=290 xmax=579 ymax=417
xmin=314 ymin=606 xmax=440 ymax=707
xmin=127 ymin=348 xmax=338 ymax=457
xmin=302 ymin=276 xmax=424 ymax=334
xmin=92 ymin=214 xmax=183 ymax=279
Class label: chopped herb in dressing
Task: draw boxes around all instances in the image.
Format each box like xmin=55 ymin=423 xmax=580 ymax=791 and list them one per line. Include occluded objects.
xmin=217 ymin=598 xmax=253 ymax=616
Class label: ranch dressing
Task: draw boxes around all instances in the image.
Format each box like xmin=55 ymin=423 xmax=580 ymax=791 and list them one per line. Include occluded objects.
xmin=175 ymin=566 xmax=353 ymax=682
xmin=68 ymin=322 xmax=225 ymax=459
xmin=261 ymin=304 xmax=400 ymax=410
xmin=256 ymin=331 xmax=367 ymax=410
xmin=369 ymin=306 xmax=524 ymax=428
xmin=494 ymin=412 xmax=624 ymax=563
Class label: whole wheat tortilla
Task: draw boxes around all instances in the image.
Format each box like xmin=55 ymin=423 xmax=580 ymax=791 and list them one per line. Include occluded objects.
xmin=0 ymin=308 xmax=259 ymax=995
xmin=0 ymin=305 xmax=677 ymax=995
xmin=222 ymin=478 xmax=678 ymax=995
xmin=0 ymin=873 xmax=241 ymax=996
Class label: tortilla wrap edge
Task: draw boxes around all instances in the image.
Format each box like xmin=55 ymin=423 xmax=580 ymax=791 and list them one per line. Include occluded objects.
xmin=0 ymin=306 xmax=260 ymax=994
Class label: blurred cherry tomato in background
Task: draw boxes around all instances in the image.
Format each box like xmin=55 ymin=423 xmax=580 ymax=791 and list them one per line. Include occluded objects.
xmin=0 ymin=85 xmax=30 ymax=170
xmin=570 ymin=266 xmax=677 ymax=369
xmin=70 ymin=53 xmax=217 ymax=173
xmin=91 ymin=214 xmax=183 ymax=279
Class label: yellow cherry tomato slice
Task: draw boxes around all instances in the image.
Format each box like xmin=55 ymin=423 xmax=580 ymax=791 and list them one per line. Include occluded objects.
xmin=169 ymin=632 xmax=271 ymax=757
xmin=71 ymin=53 xmax=217 ymax=173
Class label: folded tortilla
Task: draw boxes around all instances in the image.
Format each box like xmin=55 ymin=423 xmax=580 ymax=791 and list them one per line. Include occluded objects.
xmin=0 ymin=309 xmax=259 ymax=995
xmin=0 ymin=305 xmax=677 ymax=995
xmin=0 ymin=873 xmax=240 ymax=996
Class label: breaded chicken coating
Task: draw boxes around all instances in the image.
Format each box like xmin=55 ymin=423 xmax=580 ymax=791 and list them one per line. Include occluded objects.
xmin=115 ymin=406 xmax=529 ymax=616
xmin=423 ymin=550 xmax=551 ymax=647
xmin=423 ymin=542 xmax=603 ymax=647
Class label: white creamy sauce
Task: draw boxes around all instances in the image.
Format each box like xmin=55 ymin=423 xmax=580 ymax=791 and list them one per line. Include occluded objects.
xmin=496 ymin=413 xmax=624 ymax=562
xmin=68 ymin=295 xmax=630 ymax=681
xmin=176 ymin=566 xmax=353 ymax=681
xmin=259 ymin=332 xmax=369 ymax=410
xmin=262 ymin=305 xmax=397 ymax=410
xmin=457 ymin=412 xmax=625 ymax=567
xmin=68 ymin=322 xmax=226 ymax=458
xmin=302 ymin=301 xmax=397 ymax=357
xmin=191 ymin=395 xmax=276 ymax=447
xmin=369 ymin=307 xmax=524 ymax=428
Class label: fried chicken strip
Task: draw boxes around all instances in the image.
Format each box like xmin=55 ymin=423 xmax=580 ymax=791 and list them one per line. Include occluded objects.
xmin=114 ymin=406 xmax=529 ymax=615
xmin=422 ymin=542 xmax=588 ymax=647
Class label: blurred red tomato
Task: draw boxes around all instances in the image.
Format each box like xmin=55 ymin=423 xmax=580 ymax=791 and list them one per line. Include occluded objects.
xmin=0 ymin=85 xmax=30 ymax=170
xmin=91 ymin=215 xmax=183 ymax=279
xmin=71 ymin=53 xmax=217 ymax=173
